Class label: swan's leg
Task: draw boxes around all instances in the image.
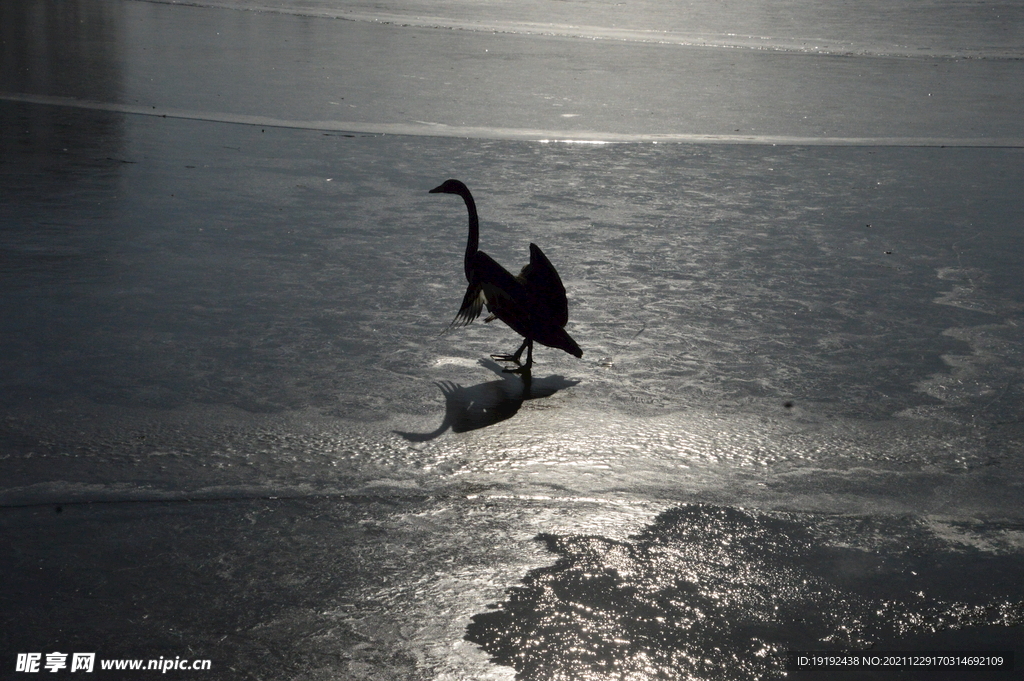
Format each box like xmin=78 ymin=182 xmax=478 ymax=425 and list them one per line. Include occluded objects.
xmin=521 ymin=340 xmax=534 ymax=371
xmin=491 ymin=338 xmax=528 ymax=367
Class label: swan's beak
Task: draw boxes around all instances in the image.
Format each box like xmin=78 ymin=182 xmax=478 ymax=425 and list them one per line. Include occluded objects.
xmin=428 ymin=184 xmax=444 ymax=193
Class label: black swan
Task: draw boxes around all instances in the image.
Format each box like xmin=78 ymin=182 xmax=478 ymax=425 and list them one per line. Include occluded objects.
xmin=429 ymin=179 xmax=582 ymax=373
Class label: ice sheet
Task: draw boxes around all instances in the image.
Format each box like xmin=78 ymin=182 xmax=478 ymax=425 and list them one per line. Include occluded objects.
xmin=2 ymin=1 xmax=1024 ymax=679
xmin=3 ymin=0 xmax=1024 ymax=142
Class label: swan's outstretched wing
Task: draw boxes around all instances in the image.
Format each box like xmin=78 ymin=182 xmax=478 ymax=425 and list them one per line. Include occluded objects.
xmin=446 ymin=251 xmax=525 ymax=331
xmin=446 ymin=283 xmax=487 ymax=330
xmin=523 ymin=243 xmax=569 ymax=328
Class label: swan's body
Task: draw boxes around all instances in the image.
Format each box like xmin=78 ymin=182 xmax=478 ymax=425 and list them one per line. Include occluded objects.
xmin=430 ymin=179 xmax=582 ymax=373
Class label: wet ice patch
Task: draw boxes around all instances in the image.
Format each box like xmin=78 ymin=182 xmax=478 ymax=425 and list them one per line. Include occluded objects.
xmin=467 ymin=504 xmax=1024 ymax=681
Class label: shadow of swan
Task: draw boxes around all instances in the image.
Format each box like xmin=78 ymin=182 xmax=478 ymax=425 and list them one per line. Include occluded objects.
xmin=395 ymin=360 xmax=580 ymax=442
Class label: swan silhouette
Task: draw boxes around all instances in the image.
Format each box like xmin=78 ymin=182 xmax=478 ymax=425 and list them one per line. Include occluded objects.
xmin=430 ymin=179 xmax=582 ymax=373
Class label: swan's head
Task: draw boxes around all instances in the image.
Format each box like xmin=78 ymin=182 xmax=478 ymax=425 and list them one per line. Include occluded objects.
xmin=429 ymin=179 xmax=468 ymax=195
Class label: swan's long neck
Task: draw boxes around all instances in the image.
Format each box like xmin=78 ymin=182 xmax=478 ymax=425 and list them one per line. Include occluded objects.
xmin=459 ymin=187 xmax=479 ymax=280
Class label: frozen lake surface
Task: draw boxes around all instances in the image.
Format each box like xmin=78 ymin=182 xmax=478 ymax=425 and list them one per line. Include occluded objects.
xmin=2 ymin=0 xmax=1024 ymax=679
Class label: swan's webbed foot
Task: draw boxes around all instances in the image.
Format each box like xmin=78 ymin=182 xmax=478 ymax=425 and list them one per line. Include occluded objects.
xmin=491 ymin=339 xmax=532 ymax=374
xmin=490 ymin=352 xmax=526 ymax=373
xmin=489 ymin=352 xmax=520 ymax=363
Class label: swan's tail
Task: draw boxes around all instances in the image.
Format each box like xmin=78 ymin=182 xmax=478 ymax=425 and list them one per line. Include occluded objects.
xmin=534 ymin=326 xmax=583 ymax=359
